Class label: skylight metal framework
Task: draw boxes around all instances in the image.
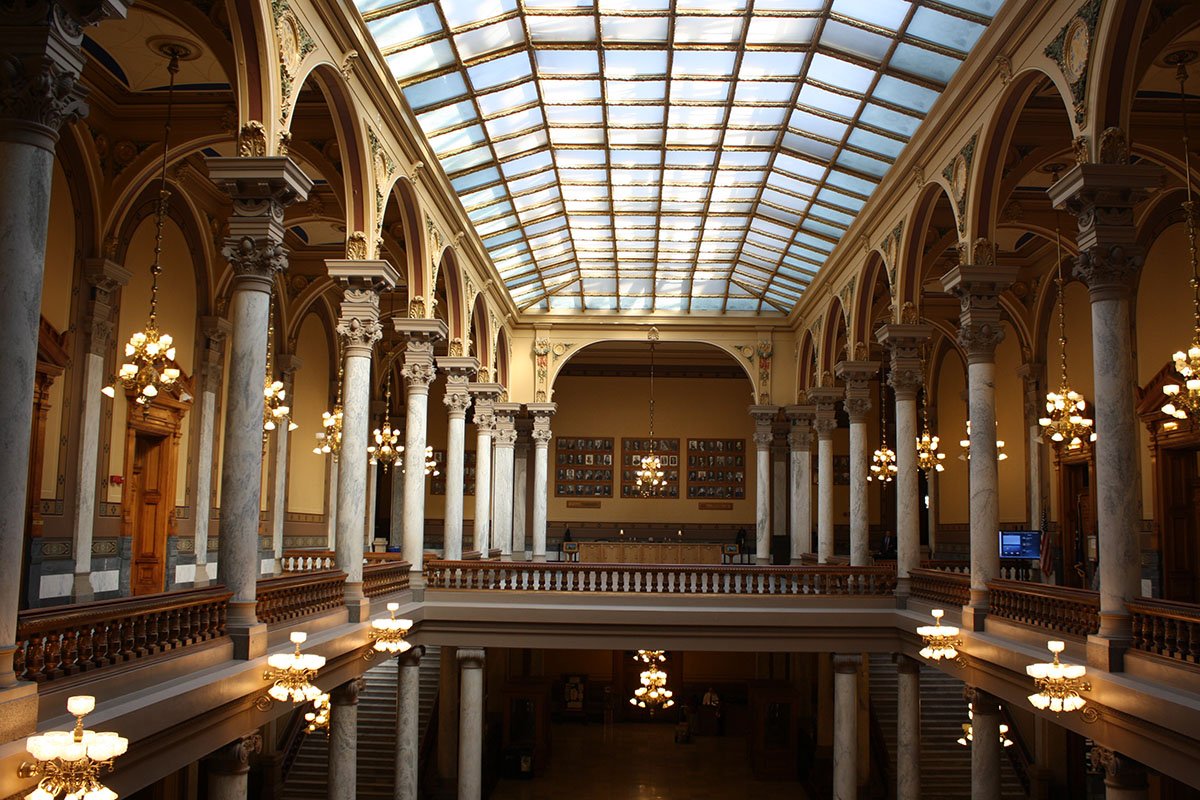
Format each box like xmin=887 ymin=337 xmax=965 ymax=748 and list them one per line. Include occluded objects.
xmin=358 ymin=0 xmax=1001 ymax=313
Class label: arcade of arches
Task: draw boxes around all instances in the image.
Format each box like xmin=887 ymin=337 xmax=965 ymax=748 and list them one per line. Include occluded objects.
xmin=2 ymin=0 xmax=1200 ymax=798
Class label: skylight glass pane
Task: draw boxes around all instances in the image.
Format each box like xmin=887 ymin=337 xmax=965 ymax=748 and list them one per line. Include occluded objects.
xmin=454 ymin=18 xmax=525 ymax=58
xmin=528 ymin=15 xmax=597 ymax=42
xmin=745 ymin=16 xmax=817 ymax=45
xmin=368 ymin=6 xmax=443 ymax=50
xmin=387 ymin=40 xmax=455 ymax=81
xmin=832 ymin=0 xmax=910 ymax=28
xmin=890 ymin=44 xmax=961 ymax=84
xmin=601 ymin=15 xmax=669 ymax=41
xmin=674 ymin=16 xmax=744 ymax=44
xmin=468 ymin=51 xmax=532 ymax=90
xmin=403 ymin=71 xmax=468 ymax=110
xmin=820 ymin=20 xmax=893 ymax=62
xmin=907 ymin=7 xmax=986 ymax=52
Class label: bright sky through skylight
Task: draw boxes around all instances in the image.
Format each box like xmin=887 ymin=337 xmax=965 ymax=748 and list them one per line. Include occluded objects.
xmin=357 ymin=0 xmax=1002 ymax=313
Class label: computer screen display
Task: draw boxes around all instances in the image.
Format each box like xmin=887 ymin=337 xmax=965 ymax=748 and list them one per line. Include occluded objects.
xmin=999 ymin=530 xmax=1041 ymax=559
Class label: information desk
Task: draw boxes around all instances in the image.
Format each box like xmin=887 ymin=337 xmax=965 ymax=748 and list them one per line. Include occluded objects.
xmin=576 ymin=542 xmax=723 ymax=564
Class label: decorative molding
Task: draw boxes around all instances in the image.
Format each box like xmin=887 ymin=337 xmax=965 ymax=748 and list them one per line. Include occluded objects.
xmin=1044 ymin=0 xmax=1102 ymax=124
xmin=942 ymin=134 xmax=978 ymax=233
xmin=271 ymin=0 xmax=316 ymax=124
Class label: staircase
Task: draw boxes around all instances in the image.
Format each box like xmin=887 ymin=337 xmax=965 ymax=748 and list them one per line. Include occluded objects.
xmin=283 ymin=645 xmax=442 ymax=798
xmin=868 ymin=654 xmax=1027 ymax=798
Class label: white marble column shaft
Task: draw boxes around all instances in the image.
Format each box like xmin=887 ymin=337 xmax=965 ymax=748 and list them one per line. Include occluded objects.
xmin=325 ymin=459 xmax=339 ymax=551
xmin=492 ymin=414 xmax=517 ymax=560
xmin=397 ymin=322 xmax=445 ymax=572
xmin=895 ymin=392 xmax=919 ymax=578
xmin=191 ymin=319 xmax=226 ymax=587
xmin=970 ymin=692 xmax=1002 ymax=800
xmin=329 ymin=680 xmax=361 ymax=800
xmin=754 ymin=437 xmax=771 ymax=562
xmin=473 ymin=421 xmax=494 ymax=555
xmin=335 ymin=351 xmax=372 ymax=591
xmin=390 ymin=457 xmax=404 ymax=550
xmin=848 ymin=415 xmax=869 ymax=565
xmin=270 ymin=417 xmax=290 ymax=574
xmin=772 ymin=443 xmax=787 ymax=543
xmin=532 ymin=437 xmax=550 ymax=561
xmin=206 ymin=735 xmax=260 ymax=800
xmin=833 ymin=654 xmax=860 ymax=800
xmin=458 ymin=649 xmax=486 ymax=800
xmin=512 ymin=440 xmax=528 ymax=560
xmin=817 ymin=428 xmax=835 ymax=563
xmin=396 ymin=648 xmax=423 ymax=800
xmin=896 ymin=656 xmax=920 ymax=800
xmin=444 ymin=404 xmax=469 ymax=559
xmin=785 ymin=406 xmax=814 ymax=564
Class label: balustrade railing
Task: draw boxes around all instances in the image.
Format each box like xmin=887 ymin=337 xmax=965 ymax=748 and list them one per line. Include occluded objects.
xmin=987 ymin=579 xmax=1100 ymax=637
xmin=424 ymin=560 xmax=897 ymax=596
xmin=1129 ymin=597 xmax=1200 ymax=665
xmin=281 ymin=550 xmax=335 ymax=571
xmin=364 ymin=560 xmax=412 ymax=598
xmin=908 ymin=568 xmax=970 ymax=607
xmin=15 ymin=586 xmax=232 ymax=684
xmin=256 ymin=570 xmax=346 ymax=626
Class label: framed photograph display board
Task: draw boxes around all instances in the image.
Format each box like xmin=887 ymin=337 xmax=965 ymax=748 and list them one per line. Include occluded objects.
xmin=555 ymin=437 xmax=614 ymax=498
xmin=686 ymin=439 xmax=746 ymax=500
xmin=430 ymin=450 xmax=477 ymax=496
xmin=621 ymin=438 xmax=680 ymax=498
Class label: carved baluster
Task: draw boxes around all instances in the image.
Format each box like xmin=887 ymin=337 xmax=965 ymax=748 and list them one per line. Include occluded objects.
xmin=60 ymin=627 xmax=80 ymax=676
xmin=25 ymin=632 xmax=45 ymax=681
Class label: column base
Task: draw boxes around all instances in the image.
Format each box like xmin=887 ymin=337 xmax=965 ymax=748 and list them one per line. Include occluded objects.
xmin=229 ymin=622 xmax=268 ymax=660
xmin=533 ymin=554 xmax=547 ymax=563
xmin=193 ymin=563 xmax=212 ymax=587
xmin=895 ymin=576 xmax=911 ymax=606
xmin=790 ymin=557 xmax=803 ymax=565
xmin=72 ymin=573 xmax=94 ymax=604
xmin=1087 ymin=633 xmax=1128 ymax=673
xmin=344 ymin=582 xmax=369 ymax=623
xmin=0 ymin=681 xmax=38 ymax=741
xmin=961 ymin=604 xmax=988 ymax=632
xmin=500 ymin=553 xmax=512 ymax=562
xmin=755 ymin=556 xmax=769 ymax=565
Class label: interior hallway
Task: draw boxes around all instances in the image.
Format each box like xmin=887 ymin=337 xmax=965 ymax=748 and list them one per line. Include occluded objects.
xmin=490 ymin=722 xmax=811 ymax=800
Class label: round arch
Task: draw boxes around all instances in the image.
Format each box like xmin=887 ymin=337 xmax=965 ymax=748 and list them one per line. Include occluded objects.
xmin=898 ymin=181 xmax=959 ymax=310
xmin=435 ymin=246 xmax=467 ymax=345
xmin=853 ymin=252 xmax=893 ymax=348
xmin=819 ymin=296 xmax=848 ymax=378
xmin=383 ymin=177 xmax=427 ymax=309
xmin=547 ymin=336 xmax=757 ymax=394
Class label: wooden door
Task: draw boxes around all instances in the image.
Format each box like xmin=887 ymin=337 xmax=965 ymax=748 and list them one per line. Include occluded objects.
xmin=130 ymin=433 xmax=170 ymax=595
xmin=1059 ymin=463 xmax=1093 ymax=589
xmin=1161 ymin=448 xmax=1199 ymax=602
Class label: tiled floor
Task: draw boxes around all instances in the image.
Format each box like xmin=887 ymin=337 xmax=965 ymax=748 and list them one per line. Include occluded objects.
xmin=491 ymin=723 xmax=810 ymax=800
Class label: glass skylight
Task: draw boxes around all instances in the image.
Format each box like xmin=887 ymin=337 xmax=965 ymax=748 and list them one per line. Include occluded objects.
xmin=357 ymin=0 xmax=1001 ymax=313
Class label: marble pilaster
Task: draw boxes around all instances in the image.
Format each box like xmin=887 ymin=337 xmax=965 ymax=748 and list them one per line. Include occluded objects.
xmin=808 ymin=387 xmax=842 ymax=564
xmin=836 ymin=360 xmax=878 ymax=567
xmin=468 ymin=385 xmax=502 ymax=554
xmin=771 ymin=437 xmax=787 ymax=544
xmin=396 ymin=646 xmax=426 ymax=800
xmin=941 ymin=253 xmax=1018 ymax=631
xmin=269 ymin=354 xmax=300 ymax=575
xmin=389 ymin=459 xmax=404 ymax=550
xmin=785 ymin=405 xmax=814 ymax=563
xmin=205 ymin=733 xmax=261 ymax=800
xmin=210 ymin=156 xmax=311 ymax=659
xmin=878 ymin=324 xmax=932 ymax=596
xmin=329 ymin=678 xmax=363 ymax=800
xmin=439 ymin=357 xmax=477 ymax=560
xmin=1049 ymin=162 xmax=1162 ymax=662
xmin=968 ymin=688 xmax=1002 ymax=800
xmin=491 ymin=403 xmax=520 ymax=560
xmin=512 ymin=425 xmax=530 ymax=560
xmin=1091 ymin=747 xmax=1149 ymax=800
xmin=328 ymin=260 xmax=397 ymax=620
xmin=458 ymin=648 xmax=486 ymax=800
xmin=749 ymin=405 xmax=779 ymax=564
xmin=527 ymin=403 xmax=556 ymax=562
xmin=396 ymin=319 xmax=448 ymax=572
xmin=896 ymin=655 xmax=920 ymax=800
xmin=325 ymin=458 xmax=339 ymax=550
xmin=72 ymin=258 xmax=131 ymax=600
xmin=833 ymin=654 xmax=860 ymax=800
xmin=191 ymin=317 xmax=231 ymax=587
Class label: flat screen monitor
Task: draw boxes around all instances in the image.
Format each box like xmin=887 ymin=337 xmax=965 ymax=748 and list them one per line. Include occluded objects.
xmin=999 ymin=530 xmax=1041 ymax=560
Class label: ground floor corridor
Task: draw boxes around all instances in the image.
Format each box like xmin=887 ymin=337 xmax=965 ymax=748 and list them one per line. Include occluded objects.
xmin=491 ymin=722 xmax=811 ymax=800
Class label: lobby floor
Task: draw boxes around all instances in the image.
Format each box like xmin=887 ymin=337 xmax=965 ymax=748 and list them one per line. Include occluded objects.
xmin=491 ymin=722 xmax=810 ymax=800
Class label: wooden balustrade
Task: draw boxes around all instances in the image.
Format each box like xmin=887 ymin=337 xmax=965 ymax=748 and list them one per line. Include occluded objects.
xmin=1128 ymin=597 xmax=1200 ymax=665
xmin=256 ymin=570 xmax=346 ymax=626
xmin=908 ymin=568 xmax=970 ymax=607
xmin=14 ymin=586 xmax=232 ymax=683
xmin=424 ymin=560 xmax=897 ymax=596
xmin=364 ymin=560 xmax=412 ymax=598
xmin=987 ymin=579 xmax=1100 ymax=638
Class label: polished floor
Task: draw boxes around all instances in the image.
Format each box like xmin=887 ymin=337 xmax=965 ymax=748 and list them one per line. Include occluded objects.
xmin=491 ymin=722 xmax=810 ymax=800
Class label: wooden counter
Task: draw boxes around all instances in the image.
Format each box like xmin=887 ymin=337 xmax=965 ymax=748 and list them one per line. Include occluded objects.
xmin=576 ymin=541 xmax=723 ymax=564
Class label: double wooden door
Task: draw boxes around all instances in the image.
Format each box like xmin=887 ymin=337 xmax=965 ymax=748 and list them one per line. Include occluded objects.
xmin=1160 ymin=448 xmax=1200 ymax=603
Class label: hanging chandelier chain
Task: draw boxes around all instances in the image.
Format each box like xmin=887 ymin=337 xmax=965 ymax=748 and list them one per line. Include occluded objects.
xmin=149 ymin=49 xmax=182 ymax=326
xmin=1179 ymin=60 xmax=1200 ymax=339
xmin=647 ymin=340 xmax=656 ymax=440
xmin=1054 ymin=222 xmax=1070 ymax=385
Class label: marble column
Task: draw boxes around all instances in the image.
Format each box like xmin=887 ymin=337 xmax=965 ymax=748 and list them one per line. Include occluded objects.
xmin=329 ymin=678 xmax=363 ymax=800
xmin=328 ymin=260 xmax=397 ymax=620
xmin=491 ymin=403 xmax=520 ymax=560
xmin=365 ymin=458 xmax=378 ymax=549
xmin=896 ymin=655 xmax=921 ymax=800
xmin=206 ymin=733 xmax=262 ymax=800
xmin=72 ymin=259 xmax=131 ymax=600
xmin=833 ymin=654 xmax=861 ymax=800
xmin=772 ymin=436 xmax=787 ymax=545
xmin=396 ymin=646 xmax=425 ymax=800
xmin=512 ymin=426 xmax=529 ymax=560
xmin=191 ymin=318 xmax=230 ymax=587
xmin=968 ymin=688 xmax=1002 ymax=800
xmin=879 ymin=323 xmax=932 ymax=597
xmin=1091 ymin=747 xmax=1149 ymax=800
xmin=210 ymin=157 xmax=311 ymax=659
xmin=527 ymin=404 xmax=556 ymax=562
xmin=458 ymin=648 xmax=486 ymax=800
xmin=784 ymin=405 xmax=814 ymax=563
xmin=389 ymin=448 xmax=404 ymax=550
xmin=325 ymin=459 xmax=339 ymax=551
xmin=1018 ymin=364 xmax=1046 ymax=535
xmin=1049 ymin=162 xmax=1162 ymax=664
xmin=439 ymin=357 xmax=477 ymax=560
xmin=941 ymin=252 xmax=1018 ymax=631
xmin=468 ymin=385 xmax=502 ymax=555
xmin=396 ymin=320 xmax=448 ymax=573
xmin=0 ymin=2 xmax=126 ymax=710
xmin=438 ymin=646 xmax=460 ymax=781
xmin=749 ymin=406 xmax=780 ymax=564
xmin=269 ymin=355 xmax=300 ymax=575
xmin=836 ymin=360 xmax=878 ymax=567
xmin=808 ymin=388 xmax=841 ymax=563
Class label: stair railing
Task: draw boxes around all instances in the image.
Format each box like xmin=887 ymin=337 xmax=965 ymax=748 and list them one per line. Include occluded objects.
xmin=418 ymin=691 xmax=440 ymax=798
xmin=1000 ymin=704 xmax=1034 ymax=796
xmin=868 ymin=702 xmax=891 ymax=798
xmin=278 ymin=704 xmax=310 ymax=781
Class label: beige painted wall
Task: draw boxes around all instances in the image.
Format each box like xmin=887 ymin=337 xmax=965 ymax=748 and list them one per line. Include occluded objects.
xmin=288 ymin=314 xmax=330 ymax=515
xmin=40 ymin=160 xmax=75 ymax=499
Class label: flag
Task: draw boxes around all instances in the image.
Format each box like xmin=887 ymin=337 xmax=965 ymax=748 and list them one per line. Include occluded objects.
xmin=1040 ymin=530 xmax=1054 ymax=578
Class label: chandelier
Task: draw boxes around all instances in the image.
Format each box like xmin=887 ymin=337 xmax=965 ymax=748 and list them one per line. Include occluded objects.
xmin=633 ymin=649 xmax=666 ymax=664
xmin=1162 ymin=54 xmax=1200 ymax=422
xmin=956 ymin=704 xmax=1014 ymax=748
xmin=264 ymin=632 xmax=326 ymax=704
xmin=917 ymin=609 xmax=963 ymax=662
xmin=262 ymin=296 xmax=296 ymax=436
xmin=1039 ymin=223 xmax=1095 ymax=449
xmin=1026 ymin=640 xmax=1089 ymax=713
xmin=636 ymin=336 xmax=666 ymax=496
xmin=304 ymin=692 xmax=330 ymax=735
xmin=959 ymin=420 xmax=1007 ymax=461
xmin=369 ymin=382 xmax=403 ymax=471
xmin=101 ymin=49 xmax=186 ymax=408
xmin=916 ymin=348 xmax=945 ymax=473
xmin=870 ymin=378 xmax=896 ymax=483
xmin=424 ymin=445 xmax=440 ymax=477
xmin=313 ymin=358 xmax=344 ymax=459
xmin=19 ymin=695 xmax=128 ymax=800
xmin=369 ymin=602 xmax=414 ymax=654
